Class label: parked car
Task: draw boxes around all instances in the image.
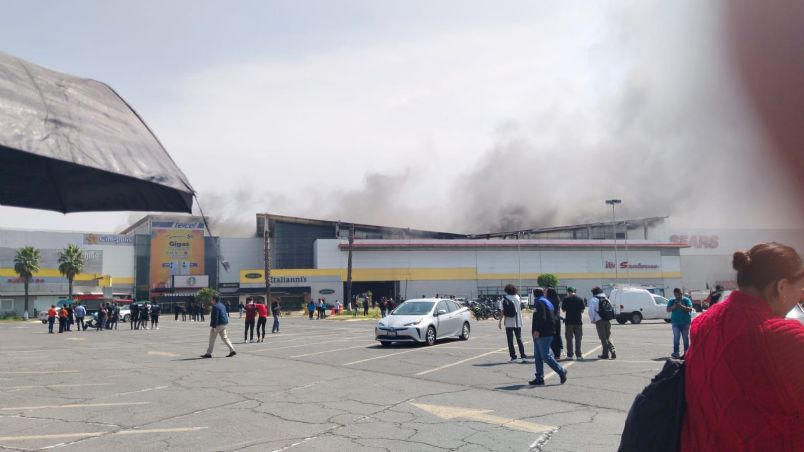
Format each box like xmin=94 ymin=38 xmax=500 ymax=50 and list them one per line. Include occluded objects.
xmin=118 ymin=305 xmax=131 ymax=322
xmin=37 ymin=310 xmax=48 ymax=324
xmin=609 ymin=287 xmax=672 ymax=324
xmin=375 ymin=298 xmax=471 ymax=346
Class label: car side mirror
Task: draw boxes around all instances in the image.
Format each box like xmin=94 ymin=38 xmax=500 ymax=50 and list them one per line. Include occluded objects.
xmin=437 ymin=309 xmax=447 ymax=316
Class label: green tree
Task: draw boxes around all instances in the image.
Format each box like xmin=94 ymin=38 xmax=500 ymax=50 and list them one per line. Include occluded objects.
xmin=58 ymin=244 xmax=86 ymax=305
xmin=14 ymin=246 xmax=41 ymax=318
xmin=537 ymin=273 xmax=559 ymax=288
xmin=197 ymin=288 xmax=219 ymax=305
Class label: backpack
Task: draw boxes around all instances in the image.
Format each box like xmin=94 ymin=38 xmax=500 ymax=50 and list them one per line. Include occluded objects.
xmin=597 ymin=296 xmax=616 ymax=321
xmin=502 ymin=296 xmax=517 ymax=317
xmin=618 ymin=358 xmax=686 ymax=452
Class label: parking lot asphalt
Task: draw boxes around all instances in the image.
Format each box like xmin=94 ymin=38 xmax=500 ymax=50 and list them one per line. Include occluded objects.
xmin=0 ymin=314 xmax=674 ymax=451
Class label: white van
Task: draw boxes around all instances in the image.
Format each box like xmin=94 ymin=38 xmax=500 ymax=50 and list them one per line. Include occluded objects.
xmin=609 ymin=287 xmax=671 ymax=324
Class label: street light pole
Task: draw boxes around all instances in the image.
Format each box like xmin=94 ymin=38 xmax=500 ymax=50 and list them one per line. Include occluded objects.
xmin=605 ymin=199 xmax=622 ymax=284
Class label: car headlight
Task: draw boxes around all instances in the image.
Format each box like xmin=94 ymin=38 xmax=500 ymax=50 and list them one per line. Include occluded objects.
xmin=403 ymin=317 xmax=423 ymax=327
xmin=378 ymin=322 xmax=385 ymax=327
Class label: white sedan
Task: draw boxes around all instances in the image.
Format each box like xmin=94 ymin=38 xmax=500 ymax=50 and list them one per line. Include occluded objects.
xmin=375 ymin=299 xmax=472 ymax=346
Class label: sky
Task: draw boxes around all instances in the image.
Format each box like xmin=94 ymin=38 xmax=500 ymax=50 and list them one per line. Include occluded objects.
xmin=0 ymin=0 xmax=801 ymax=236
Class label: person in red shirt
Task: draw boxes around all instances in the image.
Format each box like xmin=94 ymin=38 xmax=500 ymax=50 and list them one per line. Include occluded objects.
xmin=255 ymin=300 xmax=268 ymax=342
xmin=681 ymin=242 xmax=804 ymax=451
xmin=243 ymin=298 xmax=256 ymax=343
xmin=47 ymin=305 xmax=57 ymax=333
xmin=58 ymin=306 xmax=68 ymax=333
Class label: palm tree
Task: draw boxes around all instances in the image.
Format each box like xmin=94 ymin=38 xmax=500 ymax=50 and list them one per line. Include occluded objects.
xmin=14 ymin=246 xmax=41 ymax=319
xmin=58 ymin=244 xmax=86 ymax=306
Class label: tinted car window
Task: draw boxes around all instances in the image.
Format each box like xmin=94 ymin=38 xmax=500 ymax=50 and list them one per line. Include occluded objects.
xmin=436 ymin=301 xmax=449 ymax=313
xmin=447 ymin=300 xmax=460 ymax=312
xmin=392 ymin=302 xmax=435 ymax=315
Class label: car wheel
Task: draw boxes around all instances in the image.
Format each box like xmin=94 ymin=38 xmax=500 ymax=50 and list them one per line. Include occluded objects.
xmin=631 ymin=312 xmax=643 ymax=324
xmin=425 ymin=326 xmax=436 ymax=346
xmin=123 ymin=315 xmax=130 ymax=322
xmin=380 ymin=341 xmax=391 ymax=347
xmin=664 ymin=319 xmax=672 ymax=323
xmin=41 ymin=320 xmax=47 ymax=324
xmin=459 ymin=322 xmax=470 ymax=340
xmin=616 ymin=318 xmax=627 ymax=325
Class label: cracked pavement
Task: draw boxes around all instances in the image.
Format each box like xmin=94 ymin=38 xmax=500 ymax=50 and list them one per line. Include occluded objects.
xmin=0 ymin=315 xmax=673 ymax=451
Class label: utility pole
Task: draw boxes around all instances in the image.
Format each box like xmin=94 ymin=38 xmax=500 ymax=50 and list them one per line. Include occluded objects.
xmin=263 ymin=216 xmax=272 ymax=316
xmin=605 ymin=199 xmax=622 ymax=284
xmin=345 ymin=224 xmax=355 ymax=313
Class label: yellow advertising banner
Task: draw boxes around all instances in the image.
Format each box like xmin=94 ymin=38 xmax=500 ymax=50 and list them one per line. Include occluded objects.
xmin=150 ymin=222 xmax=205 ymax=289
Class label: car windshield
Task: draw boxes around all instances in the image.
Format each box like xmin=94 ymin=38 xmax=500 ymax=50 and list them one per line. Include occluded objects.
xmin=391 ymin=302 xmax=434 ymax=315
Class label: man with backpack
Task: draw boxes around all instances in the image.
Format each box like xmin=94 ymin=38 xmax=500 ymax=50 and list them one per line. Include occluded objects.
xmin=498 ymin=284 xmax=527 ymax=363
xmin=588 ymin=287 xmax=616 ymax=359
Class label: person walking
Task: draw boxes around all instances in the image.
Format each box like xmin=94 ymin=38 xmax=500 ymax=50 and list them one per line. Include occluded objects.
xmin=529 ymin=288 xmax=567 ymax=386
xmin=587 ymin=287 xmax=616 ymax=359
xmin=201 ymin=296 xmax=236 ymax=358
xmin=46 ymin=305 xmax=57 ymax=333
xmin=667 ymin=288 xmax=694 ymax=358
xmin=238 ymin=301 xmax=244 ymax=318
xmin=174 ymin=303 xmax=180 ymax=321
xmin=150 ymin=303 xmax=161 ymax=330
xmin=58 ymin=305 xmax=68 ymax=333
xmin=108 ymin=304 xmax=119 ymax=330
xmin=256 ymin=299 xmax=268 ymax=341
xmin=561 ymin=287 xmax=585 ymax=360
xmin=681 ymin=242 xmax=804 ymax=450
xmin=243 ymin=298 xmax=256 ymax=342
xmin=362 ymin=296 xmax=369 ymax=316
xmin=180 ymin=303 xmax=187 ymax=321
xmin=74 ymin=303 xmax=86 ymax=331
xmin=498 ymin=284 xmax=527 ymax=363
xmin=270 ymin=299 xmax=281 ymax=334
xmin=546 ymin=287 xmax=564 ymax=360
xmin=199 ymin=302 xmax=205 ymax=322
xmin=307 ymin=300 xmax=315 ymax=320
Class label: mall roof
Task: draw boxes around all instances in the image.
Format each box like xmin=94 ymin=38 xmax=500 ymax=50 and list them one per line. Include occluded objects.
xmin=337 ymin=239 xmax=688 ymax=250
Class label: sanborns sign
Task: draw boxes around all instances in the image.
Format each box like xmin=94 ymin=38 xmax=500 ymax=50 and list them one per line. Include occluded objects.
xmin=84 ymin=234 xmax=133 ymax=246
xmin=605 ymin=261 xmax=660 ymax=270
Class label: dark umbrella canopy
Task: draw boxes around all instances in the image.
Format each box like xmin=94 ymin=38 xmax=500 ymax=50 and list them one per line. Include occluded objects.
xmin=0 ymin=52 xmax=194 ymax=213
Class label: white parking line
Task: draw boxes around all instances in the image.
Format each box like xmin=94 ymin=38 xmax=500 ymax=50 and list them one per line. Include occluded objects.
xmin=415 ymin=347 xmax=509 ymax=376
xmin=106 ymin=386 xmax=168 ymax=398
xmin=343 ymin=345 xmax=463 ymax=366
xmin=0 ymin=370 xmax=78 ymax=374
xmin=2 ymin=383 xmax=112 ymax=390
xmin=1 ymin=402 xmax=150 ymax=411
xmin=0 ymin=427 xmax=207 ymax=442
xmin=290 ymin=343 xmax=376 ymax=358
xmin=248 ymin=337 xmax=366 ymax=353
xmin=544 ymin=345 xmax=602 ymax=380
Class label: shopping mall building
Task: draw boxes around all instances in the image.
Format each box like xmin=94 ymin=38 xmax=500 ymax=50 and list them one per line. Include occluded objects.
xmin=1 ymin=213 xmax=800 ymax=314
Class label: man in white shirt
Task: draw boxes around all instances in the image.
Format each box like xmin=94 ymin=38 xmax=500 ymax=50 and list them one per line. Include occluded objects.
xmin=498 ymin=284 xmax=527 ymax=363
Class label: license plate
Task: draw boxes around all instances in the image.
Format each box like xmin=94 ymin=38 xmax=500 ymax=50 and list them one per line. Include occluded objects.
xmin=388 ymin=331 xmax=397 ymax=337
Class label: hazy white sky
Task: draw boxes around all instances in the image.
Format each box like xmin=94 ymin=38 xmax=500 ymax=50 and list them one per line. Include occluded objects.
xmin=1 ymin=0 xmax=800 ymax=235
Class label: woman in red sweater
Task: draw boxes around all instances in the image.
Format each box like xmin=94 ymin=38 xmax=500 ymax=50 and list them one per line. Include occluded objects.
xmin=681 ymin=242 xmax=804 ymax=451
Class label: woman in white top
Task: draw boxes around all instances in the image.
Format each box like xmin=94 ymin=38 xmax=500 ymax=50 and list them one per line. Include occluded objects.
xmin=498 ymin=284 xmax=527 ymax=363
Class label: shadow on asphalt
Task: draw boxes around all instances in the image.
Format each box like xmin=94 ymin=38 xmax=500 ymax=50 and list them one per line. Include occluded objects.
xmin=496 ymin=383 xmax=562 ymax=390
xmin=473 ymin=362 xmax=518 ymax=368
xmin=172 ymin=357 xmax=212 ymax=361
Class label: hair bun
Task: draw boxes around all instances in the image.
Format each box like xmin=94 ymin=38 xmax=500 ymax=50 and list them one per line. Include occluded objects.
xmin=732 ymin=250 xmax=751 ymax=271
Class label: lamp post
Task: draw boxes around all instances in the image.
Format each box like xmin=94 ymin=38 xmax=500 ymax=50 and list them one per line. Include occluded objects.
xmin=605 ymin=199 xmax=622 ymax=283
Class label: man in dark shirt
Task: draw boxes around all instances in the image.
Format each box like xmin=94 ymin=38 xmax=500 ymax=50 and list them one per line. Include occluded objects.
xmin=561 ymin=287 xmax=586 ymax=360
xmin=530 ymin=288 xmax=567 ymax=386
xmin=201 ymin=296 xmax=236 ymax=358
